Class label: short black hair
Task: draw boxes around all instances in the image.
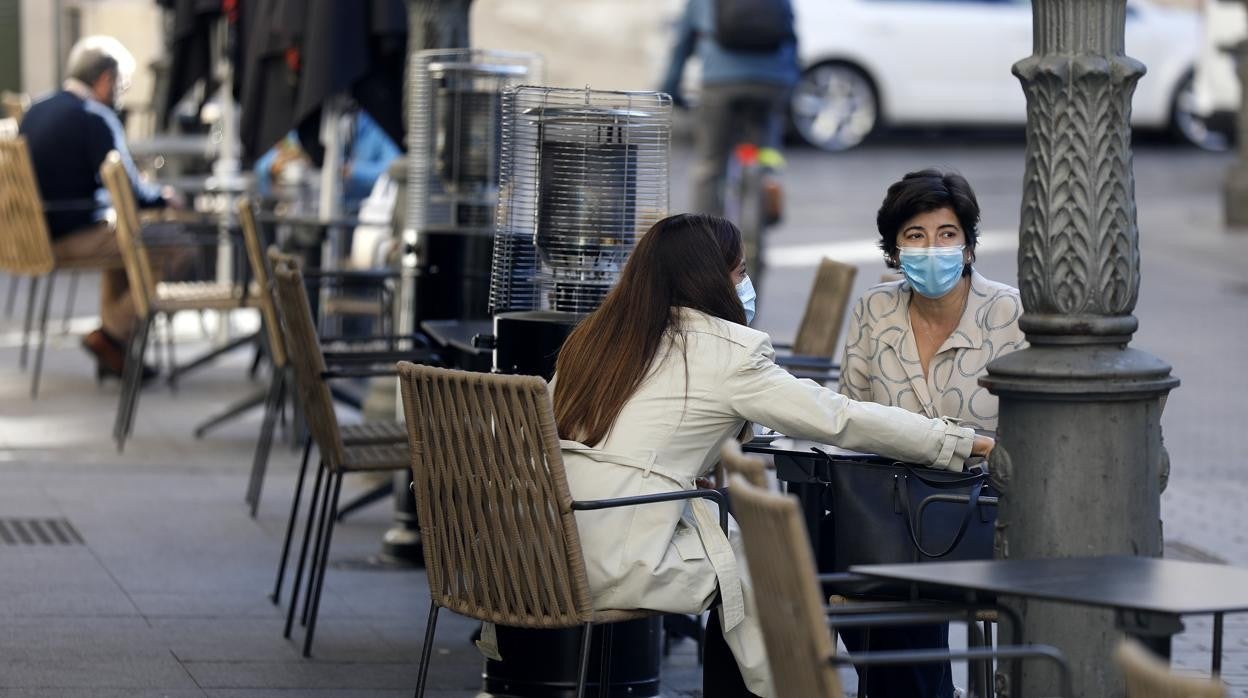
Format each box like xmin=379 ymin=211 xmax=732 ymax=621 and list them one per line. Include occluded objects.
xmin=876 ymin=168 xmax=980 ymax=272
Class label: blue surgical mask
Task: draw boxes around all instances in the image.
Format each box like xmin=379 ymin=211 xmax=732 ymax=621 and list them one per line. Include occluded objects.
xmin=898 ymin=246 xmax=966 ymax=299
xmin=736 ymin=275 xmax=757 ymax=325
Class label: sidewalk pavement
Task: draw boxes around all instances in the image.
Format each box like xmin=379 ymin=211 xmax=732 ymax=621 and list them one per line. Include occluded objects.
xmin=3 ymin=140 xmax=1247 ymax=696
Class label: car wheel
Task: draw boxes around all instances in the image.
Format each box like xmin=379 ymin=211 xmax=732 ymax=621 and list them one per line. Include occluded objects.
xmin=790 ymin=62 xmax=879 ymax=152
xmin=1171 ymin=71 xmax=1232 ymax=151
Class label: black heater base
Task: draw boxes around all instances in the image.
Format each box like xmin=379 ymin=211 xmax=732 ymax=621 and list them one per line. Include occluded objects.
xmin=481 ymin=619 xmax=662 ymax=698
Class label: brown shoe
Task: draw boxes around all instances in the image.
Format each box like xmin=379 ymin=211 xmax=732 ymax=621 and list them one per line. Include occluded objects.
xmin=82 ymin=329 xmax=159 ymax=384
xmin=82 ymin=329 xmax=126 ymax=376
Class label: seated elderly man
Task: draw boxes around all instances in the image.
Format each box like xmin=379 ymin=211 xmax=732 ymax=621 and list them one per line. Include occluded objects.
xmin=19 ymin=35 xmax=183 ymax=380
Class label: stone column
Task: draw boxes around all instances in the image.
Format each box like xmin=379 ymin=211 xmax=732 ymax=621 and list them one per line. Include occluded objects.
xmin=1224 ymin=0 xmax=1248 ymax=228
xmin=981 ymin=1 xmax=1179 ymax=696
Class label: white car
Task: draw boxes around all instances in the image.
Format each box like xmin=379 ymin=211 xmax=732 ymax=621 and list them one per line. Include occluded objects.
xmin=791 ymin=0 xmax=1209 ymax=151
xmin=1190 ymin=0 xmax=1244 ymax=149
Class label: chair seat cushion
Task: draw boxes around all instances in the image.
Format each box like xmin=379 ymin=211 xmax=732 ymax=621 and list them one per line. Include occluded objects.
xmin=153 ymin=281 xmax=262 ymax=310
xmin=341 ymin=420 xmax=406 ymax=445
xmin=340 ymin=443 xmax=410 ymax=472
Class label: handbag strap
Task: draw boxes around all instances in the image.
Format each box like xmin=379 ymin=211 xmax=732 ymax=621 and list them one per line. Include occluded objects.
xmin=897 ymin=468 xmax=985 ymax=559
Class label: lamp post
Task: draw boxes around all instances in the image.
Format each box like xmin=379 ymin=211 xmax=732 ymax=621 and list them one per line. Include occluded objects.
xmin=981 ymin=1 xmax=1179 ymax=696
xmin=1224 ymin=0 xmax=1248 ymax=229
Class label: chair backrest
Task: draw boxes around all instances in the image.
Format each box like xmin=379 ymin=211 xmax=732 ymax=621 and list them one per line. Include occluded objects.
xmin=100 ymin=152 xmax=156 ymax=317
xmin=397 ymin=361 xmax=596 ymax=628
xmin=0 ymin=137 xmax=55 ymax=275
xmin=793 ymin=257 xmax=858 ymax=358
xmin=720 ymin=440 xmax=770 ymax=489
xmin=238 ymin=198 xmax=287 ymax=369
xmin=730 ymin=474 xmax=844 ymax=698
xmin=1114 ymin=639 xmax=1225 ymax=697
xmin=1 ymin=91 xmax=28 ymax=123
xmin=271 ymin=256 xmax=347 ymax=469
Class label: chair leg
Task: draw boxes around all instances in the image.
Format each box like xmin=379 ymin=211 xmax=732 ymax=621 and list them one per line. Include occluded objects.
xmin=597 ymin=622 xmax=614 ymax=698
xmin=414 ymin=600 xmax=441 ymax=698
xmin=114 ymin=314 xmax=153 ymax=452
xmin=283 ymin=457 xmax=325 ymax=638
xmin=246 ymin=371 xmax=286 ymax=517
xmin=301 ymin=465 xmax=335 ymax=628
xmin=164 ymin=312 xmax=178 ymax=392
xmin=193 ymin=387 xmax=268 ymax=439
xmin=4 ymin=274 xmax=19 ymax=318
xmin=302 ymin=471 xmax=343 ymax=658
xmin=969 ymin=618 xmax=987 ymax=698
xmin=30 ymin=272 xmax=56 ymax=399
xmin=19 ymin=276 xmax=39 ymax=370
xmin=575 ymin=622 xmax=594 ymax=698
xmin=61 ymin=271 xmax=78 ymax=333
xmin=983 ymin=620 xmax=995 ymax=698
xmin=270 ymin=437 xmax=313 ymax=605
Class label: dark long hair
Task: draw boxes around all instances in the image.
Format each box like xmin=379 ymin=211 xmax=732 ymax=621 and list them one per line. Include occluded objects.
xmin=553 ymin=213 xmax=745 ymax=446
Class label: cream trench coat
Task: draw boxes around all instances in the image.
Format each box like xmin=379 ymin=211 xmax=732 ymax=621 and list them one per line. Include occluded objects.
xmin=555 ymin=308 xmax=976 ymax=697
xmin=838 ymin=270 xmax=1027 ymax=432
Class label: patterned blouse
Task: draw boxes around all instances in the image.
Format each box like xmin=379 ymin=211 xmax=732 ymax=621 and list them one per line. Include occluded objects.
xmin=837 ymin=270 xmax=1026 ymax=432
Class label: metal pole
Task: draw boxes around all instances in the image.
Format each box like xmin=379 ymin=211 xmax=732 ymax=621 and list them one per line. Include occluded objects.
xmin=1224 ymin=0 xmax=1248 ymax=229
xmin=981 ymin=2 xmax=1180 ymax=696
xmin=384 ymin=0 xmax=477 ymax=564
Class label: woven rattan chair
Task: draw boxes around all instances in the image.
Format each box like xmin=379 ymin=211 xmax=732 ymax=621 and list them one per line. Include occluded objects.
xmin=0 ymin=137 xmax=126 ymax=397
xmin=720 ymin=440 xmax=771 ymax=489
xmin=1 ymin=91 xmax=27 ymax=123
xmin=100 ymin=152 xmax=266 ymax=450
xmin=270 ymin=255 xmax=413 ymax=657
xmin=729 ymin=473 xmax=1074 ymax=698
xmin=774 ymin=257 xmax=857 ymax=384
xmin=397 ymin=362 xmax=730 ymax=698
xmin=1115 ymin=639 xmax=1225 ymax=698
xmin=229 ymin=201 xmax=412 ymax=518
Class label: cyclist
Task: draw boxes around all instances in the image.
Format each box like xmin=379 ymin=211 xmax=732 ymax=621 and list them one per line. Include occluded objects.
xmin=660 ymin=0 xmax=799 ymax=292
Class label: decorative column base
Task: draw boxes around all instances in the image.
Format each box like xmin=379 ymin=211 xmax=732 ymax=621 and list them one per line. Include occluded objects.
xmin=1224 ymin=160 xmax=1248 ymax=230
xmin=983 ymin=345 xmax=1177 ymax=698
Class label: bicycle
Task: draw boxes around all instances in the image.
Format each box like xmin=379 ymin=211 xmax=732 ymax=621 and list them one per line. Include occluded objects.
xmin=720 ymin=97 xmax=786 ymax=293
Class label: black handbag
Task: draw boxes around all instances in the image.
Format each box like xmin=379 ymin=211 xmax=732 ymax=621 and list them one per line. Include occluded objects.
xmin=812 ymin=448 xmax=998 ymax=575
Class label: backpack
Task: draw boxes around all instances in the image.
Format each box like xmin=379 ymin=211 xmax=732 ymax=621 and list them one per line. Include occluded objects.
xmin=714 ymin=0 xmax=795 ymax=53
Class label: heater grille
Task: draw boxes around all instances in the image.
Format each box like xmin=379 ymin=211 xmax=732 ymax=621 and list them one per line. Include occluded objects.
xmin=490 ymin=86 xmax=671 ymax=314
xmin=407 ymin=50 xmax=542 ymax=237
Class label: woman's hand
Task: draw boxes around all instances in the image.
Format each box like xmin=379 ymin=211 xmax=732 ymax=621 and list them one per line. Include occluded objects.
xmin=971 ymin=434 xmax=995 ymax=458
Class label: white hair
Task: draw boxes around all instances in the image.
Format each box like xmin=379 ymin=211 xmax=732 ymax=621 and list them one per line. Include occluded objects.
xmin=65 ymin=35 xmax=136 ymax=89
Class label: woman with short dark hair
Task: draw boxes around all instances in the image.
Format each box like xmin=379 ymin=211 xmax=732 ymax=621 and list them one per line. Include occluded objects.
xmin=837 ymin=169 xmax=1027 ymax=697
xmin=553 ymin=212 xmax=993 ymax=697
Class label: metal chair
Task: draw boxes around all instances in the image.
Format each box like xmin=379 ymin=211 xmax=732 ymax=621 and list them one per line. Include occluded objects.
xmin=228 ymin=200 xmax=412 ymax=517
xmin=0 ymin=137 xmax=121 ymax=398
xmin=397 ymin=362 xmax=729 ymax=698
xmin=1115 ymin=639 xmax=1225 ymax=698
xmin=270 ymin=255 xmax=413 ymax=657
xmin=773 ymin=256 xmax=857 ymax=383
xmin=729 ymin=473 xmax=1074 ymax=698
xmin=99 ymin=152 xmax=261 ymax=450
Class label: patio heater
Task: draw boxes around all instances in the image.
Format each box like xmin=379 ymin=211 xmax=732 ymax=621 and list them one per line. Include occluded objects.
xmin=383 ymin=50 xmax=539 ymax=563
xmin=489 ymin=85 xmax=672 ymax=378
xmin=485 ymin=85 xmax=671 ymax=697
xmin=402 ymin=49 xmax=540 ymax=334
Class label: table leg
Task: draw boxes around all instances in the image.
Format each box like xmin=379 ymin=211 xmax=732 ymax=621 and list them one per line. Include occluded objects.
xmin=1115 ymin=609 xmax=1182 ymax=661
xmin=1213 ymin=612 xmax=1223 ymax=676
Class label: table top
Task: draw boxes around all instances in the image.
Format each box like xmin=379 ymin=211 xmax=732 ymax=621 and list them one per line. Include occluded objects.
xmin=420 ymin=319 xmax=493 ymax=356
xmin=742 ymin=436 xmax=881 ymax=460
xmin=851 ymin=555 xmax=1248 ymax=616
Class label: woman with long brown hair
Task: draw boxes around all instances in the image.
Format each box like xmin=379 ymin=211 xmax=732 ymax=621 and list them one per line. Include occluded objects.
xmin=552 ymin=213 xmax=992 ymax=697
